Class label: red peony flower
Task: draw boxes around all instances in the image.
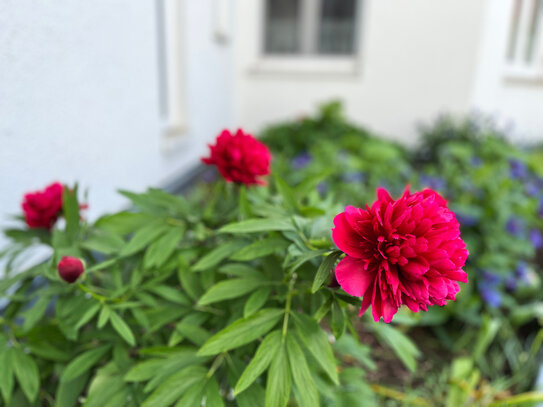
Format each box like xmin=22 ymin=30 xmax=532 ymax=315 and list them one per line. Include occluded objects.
xmin=202 ymin=129 xmax=271 ymax=186
xmin=57 ymin=256 xmax=85 ymax=283
xmin=332 ymin=188 xmax=468 ymax=323
xmin=22 ymin=182 xmax=64 ymax=229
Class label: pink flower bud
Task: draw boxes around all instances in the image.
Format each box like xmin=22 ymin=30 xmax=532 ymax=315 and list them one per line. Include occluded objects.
xmin=57 ymin=256 xmax=85 ymax=283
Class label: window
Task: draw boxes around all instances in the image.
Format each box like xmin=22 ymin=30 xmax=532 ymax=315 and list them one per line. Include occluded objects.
xmin=505 ymin=0 xmax=543 ymax=79
xmin=263 ymin=0 xmax=359 ymax=56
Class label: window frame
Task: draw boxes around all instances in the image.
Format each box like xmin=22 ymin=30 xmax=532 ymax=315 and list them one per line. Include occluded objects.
xmin=250 ymin=0 xmax=364 ymax=76
xmin=504 ymin=0 xmax=543 ymax=82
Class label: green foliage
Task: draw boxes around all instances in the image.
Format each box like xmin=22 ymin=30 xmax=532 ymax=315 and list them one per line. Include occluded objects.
xmin=1 ymin=104 xmax=543 ymax=406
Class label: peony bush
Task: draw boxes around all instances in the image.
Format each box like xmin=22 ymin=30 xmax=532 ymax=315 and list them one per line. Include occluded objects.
xmin=0 ymin=123 xmax=541 ymax=406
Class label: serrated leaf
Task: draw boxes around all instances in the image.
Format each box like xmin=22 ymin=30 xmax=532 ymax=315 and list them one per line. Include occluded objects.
xmin=198 ymin=278 xmax=267 ymax=305
xmin=198 ymin=309 xmax=283 ymax=356
xmin=144 ymin=227 xmax=185 ymax=269
xmin=286 ymin=334 xmax=319 ymax=407
xmin=60 ymin=346 xmax=111 ymax=383
xmin=244 ymin=287 xmax=272 ymax=317
xmin=291 ymin=312 xmax=338 ymax=384
xmin=312 ymin=251 xmax=342 ymax=293
xmin=12 ymin=347 xmax=40 ymax=403
xmin=219 ymin=218 xmax=295 ymax=234
xmin=109 ymin=312 xmax=136 ymax=346
xmin=231 ymin=237 xmax=289 ymax=261
xmin=192 ymin=240 xmax=248 ymax=272
xmin=235 ymin=330 xmax=281 ymax=395
xmin=265 ymin=343 xmax=291 ymax=407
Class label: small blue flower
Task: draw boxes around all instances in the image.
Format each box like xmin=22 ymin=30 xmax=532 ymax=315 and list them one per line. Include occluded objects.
xmin=316 ymin=182 xmax=328 ymax=197
xmin=509 ymin=159 xmax=528 ymax=180
xmin=291 ymin=152 xmax=312 ymax=170
xmin=530 ymin=229 xmax=543 ymax=249
xmin=471 ymin=156 xmax=482 ymax=167
xmin=538 ymin=198 xmax=543 ymax=217
xmin=480 ymin=270 xmax=501 ymax=286
xmin=525 ymin=181 xmax=541 ymax=197
xmin=506 ymin=217 xmax=525 ymax=237
xmin=420 ymin=175 xmax=447 ymax=191
xmin=505 ymin=275 xmax=518 ymax=292
xmin=479 ymin=285 xmax=503 ymax=308
xmin=515 ymin=261 xmax=530 ymax=283
xmin=455 ymin=212 xmax=478 ymax=227
xmin=341 ymin=171 xmax=365 ymax=183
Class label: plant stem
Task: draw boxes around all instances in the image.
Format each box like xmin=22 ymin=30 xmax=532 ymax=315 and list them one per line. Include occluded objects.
xmin=282 ymin=273 xmax=297 ymax=342
xmin=206 ymin=353 xmax=225 ymax=378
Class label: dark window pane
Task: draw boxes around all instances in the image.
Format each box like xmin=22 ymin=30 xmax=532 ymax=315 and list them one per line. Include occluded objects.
xmin=264 ymin=0 xmax=301 ymax=54
xmin=318 ymin=0 xmax=357 ymax=55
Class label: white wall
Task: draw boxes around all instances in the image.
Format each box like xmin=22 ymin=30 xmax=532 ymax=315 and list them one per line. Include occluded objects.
xmin=471 ymin=0 xmax=543 ymax=143
xmin=234 ymin=0 xmax=485 ymax=143
xmin=0 ymin=1 xmax=234 ymax=250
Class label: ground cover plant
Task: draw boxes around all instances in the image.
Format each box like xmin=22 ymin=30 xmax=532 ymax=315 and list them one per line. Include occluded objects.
xmin=1 ymin=110 xmax=543 ymax=406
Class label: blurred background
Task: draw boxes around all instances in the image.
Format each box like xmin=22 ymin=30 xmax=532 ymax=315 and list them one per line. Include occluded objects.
xmin=1 ymin=0 xmax=543 ymax=239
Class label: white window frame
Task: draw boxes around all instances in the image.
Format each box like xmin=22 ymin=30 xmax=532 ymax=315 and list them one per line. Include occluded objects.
xmin=504 ymin=0 xmax=543 ymax=81
xmin=250 ymin=0 xmax=364 ymax=76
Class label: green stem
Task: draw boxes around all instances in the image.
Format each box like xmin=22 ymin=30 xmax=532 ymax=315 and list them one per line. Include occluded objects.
xmin=77 ymin=284 xmax=108 ymax=303
xmin=282 ymin=273 xmax=297 ymax=342
xmin=206 ymin=353 xmax=225 ymax=379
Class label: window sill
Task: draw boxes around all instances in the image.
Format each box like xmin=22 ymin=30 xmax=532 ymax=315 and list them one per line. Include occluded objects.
xmin=503 ymin=65 xmax=543 ymax=84
xmin=248 ymin=56 xmax=360 ymax=77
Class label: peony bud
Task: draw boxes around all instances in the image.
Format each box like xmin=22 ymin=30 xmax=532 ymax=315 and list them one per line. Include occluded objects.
xmin=57 ymin=256 xmax=85 ymax=283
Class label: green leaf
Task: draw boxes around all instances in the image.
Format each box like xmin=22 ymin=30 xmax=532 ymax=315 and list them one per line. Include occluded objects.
xmin=12 ymin=347 xmax=40 ymax=403
xmin=81 ymin=229 xmax=125 ymax=255
xmin=63 ymin=185 xmax=81 ymax=240
xmin=98 ymin=305 xmax=112 ymax=329
xmin=244 ymin=287 xmax=272 ymax=317
xmin=178 ymin=258 xmax=203 ymax=300
xmin=120 ymin=222 xmax=170 ymax=257
xmin=289 ymin=250 xmax=327 ymax=273
xmin=372 ymin=322 xmax=420 ymax=373
xmin=231 ymin=237 xmax=289 ymax=261
xmin=227 ymin=357 xmax=265 ymax=407
xmin=205 ymin=377 xmax=225 ymax=407
xmin=235 ymin=330 xmax=281 ymax=395
xmin=55 ymin=371 xmax=90 ymax=407
xmin=74 ymin=302 xmax=101 ymax=330
xmin=109 ymin=312 xmax=136 ymax=346
xmin=265 ymin=343 xmax=291 ymax=407
xmin=0 ymin=347 xmax=14 ymax=403
xmin=331 ymin=301 xmax=346 ymax=340
xmin=312 ymin=251 xmax=342 ymax=293
xmin=286 ymin=334 xmax=319 ymax=407
xmin=124 ymin=359 xmax=165 ymax=382
xmin=141 ymin=365 xmax=207 ymax=407
xmin=192 ymin=240 xmax=248 ymax=272
xmin=274 ymin=175 xmax=298 ymax=211
xmin=174 ymin=379 xmax=207 ymax=407
xmin=147 ymin=285 xmax=191 ymax=306
xmin=198 ymin=309 xmax=284 ymax=356
xmin=22 ymin=295 xmax=50 ymax=332
xmin=219 ymin=218 xmax=295 ymax=234
xmin=291 ymin=312 xmax=338 ymax=384
xmin=27 ymin=342 xmax=71 ymax=363
xmin=218 ymin=263 xmax=263 ymax=279
xmin=198 ymin=278 xmax=267 ymax=305
xmin=144 ymin=227 xmax=185 ymax=269
xmin=333 ymin=334 xmax=376 ymax=371
xmin=60 ymin=346 xmax=111 ymax=383
xmin=174 ymin=318 xmax=211 ymax=346
xmin=95 ymin=212 xmax=153 ymax=236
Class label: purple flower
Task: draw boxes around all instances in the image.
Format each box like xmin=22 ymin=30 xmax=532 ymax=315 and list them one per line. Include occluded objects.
xmin=505 ymin=276 xmax=518 ymax=292
xmin=316 ymin=182 xmax=328 ymax=197
xmin=509 ymin=159 xmax=528 ymax=180
xmin=530 ymin=229 xmax=543 ymax=249
xmin=481 ymin=270 xmax=501 ymax=286
xmin=515 ymin=261 xmax=530 ymax=283
xmin=420 ymin=175 xmax=447 ymax=191
xmin=341 ymin=171 xmax=365 ymax=183
xmin=479 ymin=284 xmax=502 ymax=308
xmin=526 ymin=181 xmax=541 ymax=197
xmin=471 ymin=156 xmax=482 ymax=167
xmin=455 ymin=212 xmax=478 ymax=227
xmin=291 ymin=152 xmax=312 ymax=170
xmin=506 ymin=218 xmax=525 ymax=237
